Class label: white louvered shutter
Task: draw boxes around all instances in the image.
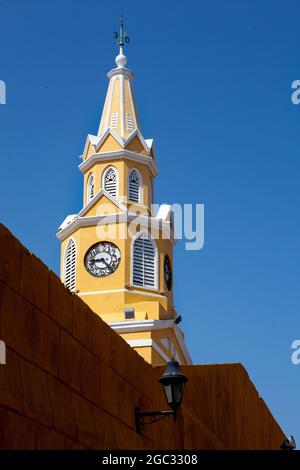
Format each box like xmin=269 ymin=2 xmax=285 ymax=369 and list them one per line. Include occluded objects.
xmin=129 ymin=169 xmax=141 ymax=203
xmin=104 ymin=168 xmax=117 ymax=198
xmin=111 ymin=112 xmax=118 ymax=129
xmin=126 ymin=113 xmax=134 ymax=132
xmin=64 ymin=239 xmax=76 ymax=292
xmin=99 ymin=119 xmax=105 ymax=136
xmin=133 ymin=234 xmax=156 ymax=289
xmin=87 ymin=174 xmax=94 ymax=203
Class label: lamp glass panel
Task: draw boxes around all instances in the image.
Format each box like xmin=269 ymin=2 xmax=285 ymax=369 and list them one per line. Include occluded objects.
xmin=162 ymin=383 xmax=173 ymax=405
xmin=171 ymin=380 xmax=184 ymax=406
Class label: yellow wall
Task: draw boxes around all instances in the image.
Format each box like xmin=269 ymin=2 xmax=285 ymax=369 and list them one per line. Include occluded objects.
xmin=61 ymin=222 xmax=174 ymax=319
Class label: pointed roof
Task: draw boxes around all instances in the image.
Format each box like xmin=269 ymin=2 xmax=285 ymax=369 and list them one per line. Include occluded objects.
xmin=78 ymin=189 xmax=128 ymax=217
xmin=97 ymin=21 xmax=142 ymax=142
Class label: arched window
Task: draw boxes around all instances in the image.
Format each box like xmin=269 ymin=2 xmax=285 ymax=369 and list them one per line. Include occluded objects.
xmin=64 ymin=239 xmax=76 ymax=292
xmin=103 ymin=166 xmax=117 ymax=198
xmin=132 ymin=232 xmax=157 ymax=289
xmin=128 ymin=168 xmax=142 ymax=203
xmin=86 ymin=173 xmax=94 ymax=204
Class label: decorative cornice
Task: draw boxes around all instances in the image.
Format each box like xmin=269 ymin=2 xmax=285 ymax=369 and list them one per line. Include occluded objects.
xmin=82 ymin=134 xmax=99 ymax=159
xmin=109 ymin=319 xmax=175 ymax=332
xmin=79 ymin=150 xmax=158 ymax=177
xmin=56 ymin=211 xmax=175 ymax=243
xmin=107 ymin=66 xmax=134 ymax=81
xmin=94 ymin=128 xmax=124 ymax=152
xmin=78 ymin=288 xmax=168 ymax=302
xmin=109 ymin=319 xmax=192 ymax=365
xmin=123 ymin=128 xmax=150 ymax=154
xmin=93 ymin=127 xmax=151 ymax=155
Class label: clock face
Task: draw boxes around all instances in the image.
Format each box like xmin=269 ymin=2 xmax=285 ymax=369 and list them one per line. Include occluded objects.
xmin=164 ymin=255 xmax=172 ymax=290
xmin=84 ymin=242 xmax=121 ymax=277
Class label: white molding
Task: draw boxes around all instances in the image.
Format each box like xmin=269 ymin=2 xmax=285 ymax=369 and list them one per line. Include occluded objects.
xmin=152 ymin=341 xmax=171 ymax=362
xmin=109 ymin=319 xmax=192 ymax=365
xmin=94 ymin=128 xmax=125 ymax=153
xmin=93 ymin=127 xmax=150 ymax=155
xmin=56 ymin=212 xmax=175 ymax=244
xmin=125 ymin=128 xmax=150 ymax=154
xmin=77 ymin=189 xmax=127 ymax=218
xmin=107 ymin=66 xmax=134 ymax=81
xmin=82 ymin=134 xmax=98 ymax=159
xmin=130 ymin=230 xmax=159 ymax=291
xmin=148 ymin=176 xmax=153 ymax=207
xmin=109 ymin=319 xmax=174 ymax=332
xmin=126 ymin=339 xmax=170 ymax=363
xmin=102 ymin=165 xmax=119 ymax=200
xmin=127 ymin=339 xmax=152 ymax=347
xmin=78 ymin=288 xmax=168 ymax=301
xmin=104 ymin=76 xmax=115 ymax=134
xmin=79 ymin=150 xmax=158 ymax=177
xmin=128 ymin=79 xmax=138 ymax=129
xmin=173 ymin=325 xmax=192 ymax=364
xmin=145 ymin=139 xmax=153 ymax=150
xmin=58 ymin=214 xmax=77 ymax=232
xmin=120 ymin=74 xmax=125 ymax=139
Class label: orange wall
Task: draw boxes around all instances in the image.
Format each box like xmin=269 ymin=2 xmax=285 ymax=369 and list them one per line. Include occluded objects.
xmin=0 ymin=224 xmax=284 ymax=449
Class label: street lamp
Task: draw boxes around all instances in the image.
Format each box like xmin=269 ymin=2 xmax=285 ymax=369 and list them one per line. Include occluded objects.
xmin=135 ymin=361 xmax=188 ymax=433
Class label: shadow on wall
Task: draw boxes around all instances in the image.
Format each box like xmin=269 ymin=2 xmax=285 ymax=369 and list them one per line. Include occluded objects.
xmin=0 ymin=223 xmax=284 ymax=449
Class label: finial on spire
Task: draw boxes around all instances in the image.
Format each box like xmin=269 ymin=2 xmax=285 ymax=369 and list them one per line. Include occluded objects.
xmin=113 ymin=16 xmax=130 ymax=68
xmin=114 ymin=15 xmax=130 ymax=48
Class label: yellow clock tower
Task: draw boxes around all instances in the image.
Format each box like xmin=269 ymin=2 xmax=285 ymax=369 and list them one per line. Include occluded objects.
xmin=57 ymin=20 xmax=191 ymax=366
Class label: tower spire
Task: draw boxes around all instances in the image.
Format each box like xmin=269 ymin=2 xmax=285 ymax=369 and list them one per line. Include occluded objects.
xmin=113 ymin=16 xmax=130 ymax=68
xmin=97 ymin=16 xmax=141 ymax=138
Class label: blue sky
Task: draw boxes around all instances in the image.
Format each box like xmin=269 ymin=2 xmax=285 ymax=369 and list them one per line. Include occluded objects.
xmin=1 ymin=0 xmax=300 ymax=445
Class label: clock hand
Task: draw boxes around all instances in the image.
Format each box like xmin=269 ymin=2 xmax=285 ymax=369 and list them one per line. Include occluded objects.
xmin=90 ymin=256 xmax=106 ymax=264
xmin=101 ymin=258 xmax=113 ymax=272
xmin=90 ymin=257 xmax=113 ymax=271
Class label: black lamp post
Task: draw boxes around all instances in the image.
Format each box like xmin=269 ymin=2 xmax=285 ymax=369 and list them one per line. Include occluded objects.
xmin=135 ymin=361 xmax=188 ymax=433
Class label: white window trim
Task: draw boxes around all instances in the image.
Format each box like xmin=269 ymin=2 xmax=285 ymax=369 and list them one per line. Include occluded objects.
xmin=128 ymin=167 xmax=143 ymax=204
xmin=63 ymin=237 xmax=77 ymax=292
xmin=130 ymin=230 xmax=158 ymax=291
xmin=102 ymin=165 xmax=119 ymax=200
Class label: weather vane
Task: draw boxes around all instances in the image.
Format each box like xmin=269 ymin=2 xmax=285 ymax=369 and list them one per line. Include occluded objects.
xmin=114 ymin=15 xmax=130 ymax=48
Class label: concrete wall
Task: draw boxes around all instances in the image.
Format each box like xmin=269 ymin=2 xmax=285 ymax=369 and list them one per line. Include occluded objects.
xmin=0 ymin=224 xmax=284 ymax=449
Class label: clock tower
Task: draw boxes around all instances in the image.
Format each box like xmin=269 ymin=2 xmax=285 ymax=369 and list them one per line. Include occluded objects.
xmin=57 ymin=19 xmax=191 ymax=366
